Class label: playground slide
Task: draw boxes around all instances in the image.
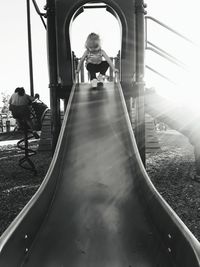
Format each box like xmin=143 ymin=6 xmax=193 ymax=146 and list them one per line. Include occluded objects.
xmin=0 ymin=81 xmax=200 ymax=266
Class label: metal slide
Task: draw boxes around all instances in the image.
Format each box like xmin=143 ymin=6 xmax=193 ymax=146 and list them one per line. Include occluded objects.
xmin=0 ymin=80 xmax=200 ymax=266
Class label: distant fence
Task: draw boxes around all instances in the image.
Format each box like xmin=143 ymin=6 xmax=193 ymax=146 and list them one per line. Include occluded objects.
xmin=72 ymin=51 xmax=121 ymax=82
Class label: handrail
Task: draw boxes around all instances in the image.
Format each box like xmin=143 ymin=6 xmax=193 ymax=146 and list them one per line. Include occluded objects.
xmin=146 ymin=41 xmax=186 ymax=67
xmin=145 ymin=16 xmax=195 ymax=84
xmin=146 ymin=47 xmax=187 ymax=69
xmin=145 ymin=65 xmax=176 ymax=84
xmin=145 ymin=16 xmax=196 ymax=45
xmin=31 ymin=0 xmax=47 ymax=29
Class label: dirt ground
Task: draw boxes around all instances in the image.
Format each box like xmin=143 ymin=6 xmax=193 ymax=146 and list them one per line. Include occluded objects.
xmin=0 ymin=129 xmax=199 ymax=243
xmin=0 ymin=139 xmax=51 ymax=235
xmin=146 ymin=130 xmax=200 ymax=241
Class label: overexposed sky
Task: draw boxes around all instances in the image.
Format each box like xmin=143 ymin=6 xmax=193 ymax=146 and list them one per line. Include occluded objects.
xmin=71 ymin=8 xmax=121 ymax=57
xmin=145 ymin=0 xmax=200 ymax=111
xmin=1 ymin=1 xmax=200 ymax=110
xmin=0 ymin=0 xmax=47 ymax=103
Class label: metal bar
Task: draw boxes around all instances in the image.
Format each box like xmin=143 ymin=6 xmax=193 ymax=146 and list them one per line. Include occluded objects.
xmin=26 ymin=0 xmax=34 ymax=97
xmin=145 ymin=15 xmax=148 ymax=49
xmin=146 ymin=47 xmax=187 ymax=69
xmin=117 ymin=50 xmax=121 ymax=80
xmin=47 ymin=0 xmax=60 ymax=153
xmin=32 ymin=0 xmax=46 ymax=16
xmin=110 ymin=58 xmax=113 ymax=81
xmin=80 ymin=65 xmax=84 ymax=82
xmin=76 ymin=59 xmax=80 ymax=83
xmin=147 ymin=41 xmax=186 ymax=66
xmin=72 ymin=51 xmax=75 ymax=81
xmin=145 ymin=16 xmax=196 ymax=45
xmin=135 ymin=1 xmax=146 ymax=166
xmin=31 ymin=0 xmax=47 ymax=29
xmin=145 ymin=65 xmax=176 ymax=84
xmin=83 ymin=5 xmax=107 ymax=9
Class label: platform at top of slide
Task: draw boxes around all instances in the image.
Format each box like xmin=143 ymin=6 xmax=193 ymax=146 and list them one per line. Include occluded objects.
xmin=0 ymin=82 xmax=199 ymax=266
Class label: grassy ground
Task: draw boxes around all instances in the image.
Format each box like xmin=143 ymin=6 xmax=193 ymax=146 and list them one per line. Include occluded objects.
xmin=0 ymin=130 xmax=199 ymax=243
xmin=146 ymin=130 xmax=200 ymax=241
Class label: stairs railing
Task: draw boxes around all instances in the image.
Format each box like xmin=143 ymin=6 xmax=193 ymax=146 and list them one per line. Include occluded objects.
xmin=145 ymin=16 xmax=196 ymax=83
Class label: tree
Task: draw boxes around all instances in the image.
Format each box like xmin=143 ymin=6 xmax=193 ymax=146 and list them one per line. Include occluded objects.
xmin=1 ymin=92 xmax=11 ymax=117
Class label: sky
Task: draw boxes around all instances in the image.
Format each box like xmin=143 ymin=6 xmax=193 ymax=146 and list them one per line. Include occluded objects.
xmin=0 ymin=0 xmax=47 ymax=103
xmin=1 ymin=1 xmax=200 ymax=111
xmin=144 ymin=0 xmax=200 ymax=111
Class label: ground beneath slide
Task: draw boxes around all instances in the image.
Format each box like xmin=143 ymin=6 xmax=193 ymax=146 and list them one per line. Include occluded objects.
xmin=22 ymin=83 xmax=175 ymax=266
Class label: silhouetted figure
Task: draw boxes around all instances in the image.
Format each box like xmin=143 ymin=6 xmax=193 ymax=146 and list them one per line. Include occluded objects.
xmin=34 ymin=93 xmax=40 ymax=100
xmin=9 ymin=87 xmax=39 ymax=138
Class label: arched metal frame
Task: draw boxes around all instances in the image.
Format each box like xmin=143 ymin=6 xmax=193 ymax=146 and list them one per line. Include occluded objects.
xmin=55 ymin=0 xmax=131 ymax=90
xmin=69 ymin=3 xmax=123 ymax=81
xmin=68 ymin=1 xmax=127 ymax=58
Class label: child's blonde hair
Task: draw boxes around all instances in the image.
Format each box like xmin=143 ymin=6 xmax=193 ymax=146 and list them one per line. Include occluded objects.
xmin=85 ymin=33 xmax=101 ymax=51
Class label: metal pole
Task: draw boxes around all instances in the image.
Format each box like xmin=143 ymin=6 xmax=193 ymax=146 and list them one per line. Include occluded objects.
xmin=31 ymin=0 xmax=47 ymax=29
xmin=135 ymin=0 xmax=147 ymax=166
xmin=26 ymin=0 xmax=34 ymax=97
xmin=46 ymin=0 xmax=60 ymax=153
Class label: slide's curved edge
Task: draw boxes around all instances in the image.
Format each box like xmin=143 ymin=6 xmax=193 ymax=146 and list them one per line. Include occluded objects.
xmin=0 ymin=82 xmax=77 ymax=265
xmin=115 ymin=79 xmax=200 ymax=266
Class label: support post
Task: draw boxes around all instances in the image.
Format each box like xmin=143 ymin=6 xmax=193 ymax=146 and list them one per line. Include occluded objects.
xmin=109 ymin=58 xmax=114 ymax=81
xmin=135 ymin=0 xmax=147 ymax=166
xmin=26 ymin=0 xmax=34 ymax=97
xmin=46 ymin=0 xmax=60 ymax=153
xmin=81 ymin=65 xmax=84 ymax=82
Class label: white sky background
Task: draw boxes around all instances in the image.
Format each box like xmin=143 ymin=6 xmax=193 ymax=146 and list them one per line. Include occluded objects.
xmin=1 ymin=1 xmax=200 ymax=110
xmin=71 ymin=8 xmax=121 ymax=57
xmin=145 ymin=0 xmax=200 ymax=111
xmin=0 ymin=0 xmax=47 ymax=104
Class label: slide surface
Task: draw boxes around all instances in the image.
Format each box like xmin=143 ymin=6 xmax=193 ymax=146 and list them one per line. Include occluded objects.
xmin=23 ymin=83 xmax=173 ymax=266
xmin=0 ymin=82 xmax=200 ymax=266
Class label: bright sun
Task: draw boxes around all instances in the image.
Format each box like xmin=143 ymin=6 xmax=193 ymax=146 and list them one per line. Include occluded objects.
xmin=145 ymin=14 xmax=200 ymax=114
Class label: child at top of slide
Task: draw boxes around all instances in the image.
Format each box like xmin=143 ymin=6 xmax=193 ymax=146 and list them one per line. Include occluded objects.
xmin=76 ymin=33 xmax=118 ymax=88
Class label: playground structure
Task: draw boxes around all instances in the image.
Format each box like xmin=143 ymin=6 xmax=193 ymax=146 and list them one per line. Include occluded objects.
xmin=16 ymin=100 xmax=48 ymax=175
xmin=17 ymin=122 xmax=37 ymax=176
xmin=0 ymin=0 xmax=200 ymax=266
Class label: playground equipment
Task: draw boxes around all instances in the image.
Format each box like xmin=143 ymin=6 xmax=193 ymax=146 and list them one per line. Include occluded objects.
xmin=17 ymin=121 xmax=37 ymax=175
xmin=0 ymin=0 xmax=200 ymax=266
xmin=16 ymin=101 xmax=48 ymax=175
xmin=0 ymin=75 xmax=200 ymax=266
xmin=45 ymin=0 xmax=146 ymax=163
